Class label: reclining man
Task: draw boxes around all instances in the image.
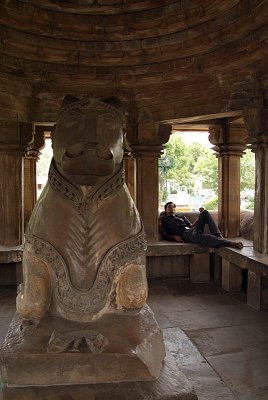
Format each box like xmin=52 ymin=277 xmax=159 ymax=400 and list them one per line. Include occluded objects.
xmin=160 ymin=202 xmax=243 ymax=249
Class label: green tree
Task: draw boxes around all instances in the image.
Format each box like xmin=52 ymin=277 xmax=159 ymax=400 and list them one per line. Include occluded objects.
xmin=160 ymin=135 xmax=195 ymax=194
xmin=188 ymin=142 xmax=205 ymax=173
xmin=204 ymin=197 xmax=218 ymax=210
xmin=159 ymin=133 xmax=256 ymax=208
xmin=36 ymin=140 xmax=53 ymax=178
xmin=245 ymin=195 xmax=254 ymax=210
xmin=159 ymin=134 xmax=219 ymax=196
xmin=240 ymin=149 xmax=255 ymax=191
xmin=193 ymin=150 xmax=218 ymax=193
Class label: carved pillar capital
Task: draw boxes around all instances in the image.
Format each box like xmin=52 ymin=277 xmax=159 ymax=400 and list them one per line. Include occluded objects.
xmin=209 ymin=123 xmax=247 ymax=157
xmin=24 ymin=124 xmax=46 ymax=160
xmin=243 ymin=108 xmax=268 ymax=142
xmin=24 ymin=148 xmax=41 ymax=160
xmin=131 ymin=144 xmax=164 ymax=158
xmin=0 ymin=121 xmax=34 ymax=154
xmin=126 ymin=122 xmax=172 ymax=149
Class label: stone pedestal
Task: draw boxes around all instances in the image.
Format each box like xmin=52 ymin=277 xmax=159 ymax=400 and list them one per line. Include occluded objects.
xmin=1 ymin=351 xmax=197 ymax=400
xmin=0 ymin=305 xmax=197 ymax=399
xmin=1 ymin=306 xmax=166 ymax=386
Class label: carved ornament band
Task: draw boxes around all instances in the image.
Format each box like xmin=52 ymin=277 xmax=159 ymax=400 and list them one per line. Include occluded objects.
xmin=48 ymin=159 xmax=125 ymax=213
xmin=25 ymin=229 xmax=146 ymax=319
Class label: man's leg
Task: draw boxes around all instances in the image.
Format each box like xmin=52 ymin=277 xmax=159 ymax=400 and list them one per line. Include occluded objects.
xmin=195 ymin=210 xmax=222 ymax=236
xmin=199 ymin=234 xmax=243 ymax=249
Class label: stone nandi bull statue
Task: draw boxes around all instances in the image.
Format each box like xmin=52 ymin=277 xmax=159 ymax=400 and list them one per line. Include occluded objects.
xmin=2 ymin=96 xmax=165 ymax=387
xmin=17 ymin=96 xmax=148 ymax=323
xmin=1 ymin=95 xmax=196 ymax=399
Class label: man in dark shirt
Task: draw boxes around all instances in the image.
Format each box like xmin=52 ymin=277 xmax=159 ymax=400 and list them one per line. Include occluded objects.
xmin=160 ymin=202 xmax=243 ymax=249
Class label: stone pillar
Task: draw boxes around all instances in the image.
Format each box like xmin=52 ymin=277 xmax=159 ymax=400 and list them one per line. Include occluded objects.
xmin=209 ymin=123 xmax=247 ymax=237
xmin=127 ymin=121 xmax=172 ymax=242
xmin=243 ymin=108 xmax=268 ymax=252
xmin=24 ymin=126 xmax=45 ymax=230
xmin=0 ymin=121 xmax=33 ymax=246
xmin=123 ymin=151 xmax=136 ymax=204
xmin=132 ymin=144 xmax=163 ymax=241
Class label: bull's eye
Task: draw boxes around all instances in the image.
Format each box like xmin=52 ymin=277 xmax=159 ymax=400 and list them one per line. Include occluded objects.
xmin=95 ymin=144 xmax=112 ymax=160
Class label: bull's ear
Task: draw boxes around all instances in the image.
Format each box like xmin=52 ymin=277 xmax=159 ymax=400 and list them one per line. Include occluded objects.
xmin=50 ymin=124 xmax=56 ymax=149
xmin=61 ymin=95 xmax=80 ymax=109
xmin=103 ymin=96 xmax=123 ymax=111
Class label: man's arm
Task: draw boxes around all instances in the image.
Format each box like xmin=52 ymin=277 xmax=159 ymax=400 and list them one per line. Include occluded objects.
xmin=182 ymin=215 xmax=192 ymax=227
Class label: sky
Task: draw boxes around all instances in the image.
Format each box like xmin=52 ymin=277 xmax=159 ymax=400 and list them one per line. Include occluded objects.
xmin=173 ymin=130 xmax=213 ymax=148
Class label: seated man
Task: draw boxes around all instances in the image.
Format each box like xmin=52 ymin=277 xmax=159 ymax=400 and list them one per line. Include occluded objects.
xmin=160 ymin=202 xmax=243 ymax=249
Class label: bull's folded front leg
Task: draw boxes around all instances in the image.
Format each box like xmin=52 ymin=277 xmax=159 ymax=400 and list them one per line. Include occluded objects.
xmin=115 ymin=263 xmax=148 ymax=309
xmin=16 ymin=252 xmax=51 ymax=322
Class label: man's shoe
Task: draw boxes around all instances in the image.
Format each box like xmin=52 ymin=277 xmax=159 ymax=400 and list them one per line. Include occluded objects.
xmin=229 ymin=241 xmax=243 ymax=249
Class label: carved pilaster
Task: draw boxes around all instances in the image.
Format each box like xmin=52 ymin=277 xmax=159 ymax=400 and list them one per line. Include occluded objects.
xmin=243 ymin=108 xmax=268 ymax=253
xmin=24 ymin=126 xmax=46 ymax=230
xmin=209 ymin=123 xmax=247 ymax=237
xmin=0 ymin=121 xmax=33 ymax=246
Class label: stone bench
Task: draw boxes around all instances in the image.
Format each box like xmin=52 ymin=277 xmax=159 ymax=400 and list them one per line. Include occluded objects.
xmin=147 ymin=236 xmax=268 ymax=312
xmin=214 ymin=240 xmax=268 ymax=311
xmin=146 ymin=241 xmax=212 ymax=282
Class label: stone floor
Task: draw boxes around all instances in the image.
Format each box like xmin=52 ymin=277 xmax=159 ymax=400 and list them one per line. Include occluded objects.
xmin=148 ymin=279 xmax=268 ymax=400
xmin=1 ymin=280 xmax=268 ymax=399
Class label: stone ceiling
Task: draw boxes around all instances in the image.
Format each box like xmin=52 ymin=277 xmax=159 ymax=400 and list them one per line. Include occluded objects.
xmin=0 ymin=0 xmax=267 ymax=122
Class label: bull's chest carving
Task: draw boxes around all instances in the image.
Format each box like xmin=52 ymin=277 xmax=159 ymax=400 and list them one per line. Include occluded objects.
xmin=46 ymin=160 xmax=128 ymax=291
xmin=17 ymin=96 xmax=148 ymax=323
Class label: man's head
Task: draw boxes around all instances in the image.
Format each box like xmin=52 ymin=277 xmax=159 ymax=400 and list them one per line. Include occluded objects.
xmin=164 ymin=202 xmax=176 ymax=214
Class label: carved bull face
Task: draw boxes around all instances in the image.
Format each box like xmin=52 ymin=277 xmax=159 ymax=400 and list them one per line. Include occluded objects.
xmin=52 ymin=97 xmax=125 ymax=186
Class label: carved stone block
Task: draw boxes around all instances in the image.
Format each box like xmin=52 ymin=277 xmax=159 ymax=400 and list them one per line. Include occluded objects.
xmin=1 ymin=306 xmax=165 ymax=386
